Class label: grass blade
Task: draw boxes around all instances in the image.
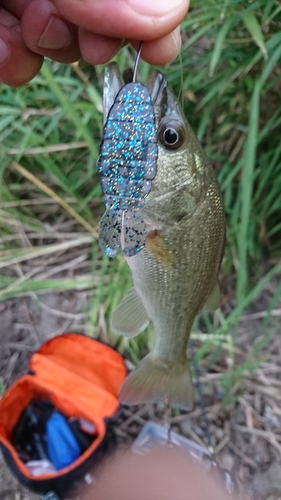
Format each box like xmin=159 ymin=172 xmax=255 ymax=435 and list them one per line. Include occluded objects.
xmin=241 ymin=10 xmax=268 ymax=59
xmin=236 ymin=78 xmax=261 ymax=301
xmin=40 ymin=63 xmax=98 ymax=157
xmin=209 ymin=17 xmax=234 ymax=77
xmin=11 ymin=161 xmax=98 ymax=237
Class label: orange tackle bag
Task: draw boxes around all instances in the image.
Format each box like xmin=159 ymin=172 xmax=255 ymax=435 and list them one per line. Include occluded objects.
xmin=0 ymin=332 xmax=127 ymax=497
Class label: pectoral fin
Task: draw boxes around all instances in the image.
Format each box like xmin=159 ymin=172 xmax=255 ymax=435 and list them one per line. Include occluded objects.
xmin=146 ymin=229 xmax=176 ymax=267
xmin=110 ymin=288 xmax=150 ymax=337
xmin=203 ymin=281 xmax=221 ymax=311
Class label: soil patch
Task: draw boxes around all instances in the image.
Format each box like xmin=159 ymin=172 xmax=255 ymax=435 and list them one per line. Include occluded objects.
xmin=0 ymin=290 xmax=281 ymax=499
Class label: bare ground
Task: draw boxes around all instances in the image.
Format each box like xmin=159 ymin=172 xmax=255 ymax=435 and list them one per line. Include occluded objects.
xmin=0 ymin=287 xmax=281 ymax=500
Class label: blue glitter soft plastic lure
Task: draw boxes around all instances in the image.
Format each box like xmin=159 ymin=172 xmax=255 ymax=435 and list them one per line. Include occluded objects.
xmin=97 ymin=51 xmax=158 ymax=258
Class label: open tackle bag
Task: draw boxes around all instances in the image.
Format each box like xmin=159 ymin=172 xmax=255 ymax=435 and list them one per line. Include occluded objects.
xmin=0 ymin=332 xmax=127 ymax=497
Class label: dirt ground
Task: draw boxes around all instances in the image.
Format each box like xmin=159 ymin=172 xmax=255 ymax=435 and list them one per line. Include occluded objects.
xmin=0 ymin=289 xmax=281 ymax=500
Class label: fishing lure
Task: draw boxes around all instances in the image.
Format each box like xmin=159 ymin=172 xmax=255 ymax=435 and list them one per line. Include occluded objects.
xmin=97 ymin=44 xmax=158 ymax=258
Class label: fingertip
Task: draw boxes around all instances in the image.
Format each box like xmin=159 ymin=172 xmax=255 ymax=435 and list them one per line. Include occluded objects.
xmin=0 ymin=38 xmax=10 ymax=66
xmin=0 ymin=26 xmax=43 ymax=87
xmin=130 ymin=28 xmax=182 ymax=66
xmin=79 ymin=30 xmax=122 ymax=65
xmin=21 ymin=0 xmax=81 ymax=64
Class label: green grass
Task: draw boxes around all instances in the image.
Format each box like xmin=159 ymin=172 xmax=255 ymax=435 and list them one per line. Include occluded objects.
xmin=0 ymin=0 xmax=281 ymax=401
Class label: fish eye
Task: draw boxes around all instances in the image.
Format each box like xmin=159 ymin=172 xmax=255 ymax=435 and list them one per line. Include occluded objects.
xmin=158 ymin=119 xmax=185 ymax=150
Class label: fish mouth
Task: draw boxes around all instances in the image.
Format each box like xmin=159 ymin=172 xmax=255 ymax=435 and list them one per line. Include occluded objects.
xmin=103 ymin=62 xmax=183 ymax=126
xmin=145 ymin=70 xmax=184 ymax=125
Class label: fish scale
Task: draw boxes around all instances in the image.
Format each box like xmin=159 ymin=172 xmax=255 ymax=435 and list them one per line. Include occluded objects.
xmin=97 ymin=82 xmax=158 ymax=258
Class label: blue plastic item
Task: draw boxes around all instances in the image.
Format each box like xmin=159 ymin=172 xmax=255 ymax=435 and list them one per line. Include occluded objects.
xmin=46 ymin=411 xmax=81 ymax=470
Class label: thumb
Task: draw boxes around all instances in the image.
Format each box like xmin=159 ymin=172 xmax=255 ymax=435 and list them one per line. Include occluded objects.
xmin=52 ymin=0 xmax=190 ymax=41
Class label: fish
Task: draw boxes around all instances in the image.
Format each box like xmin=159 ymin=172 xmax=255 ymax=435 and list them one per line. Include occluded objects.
xmin=98 ymin=63 xmax=226 ymax=410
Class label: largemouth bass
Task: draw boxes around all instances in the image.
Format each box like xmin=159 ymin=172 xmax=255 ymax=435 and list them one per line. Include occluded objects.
xmin=98 ymin=63 xmax=225 ymax=410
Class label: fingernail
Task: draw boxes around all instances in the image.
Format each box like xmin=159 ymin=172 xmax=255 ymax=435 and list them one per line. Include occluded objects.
xmin=127 ymin=0 xmax=183 ymax=16
xmin=38 ymin=15 xmax=72 ymax=50
xmin=0 ymin=39 xmax=9 ymax=65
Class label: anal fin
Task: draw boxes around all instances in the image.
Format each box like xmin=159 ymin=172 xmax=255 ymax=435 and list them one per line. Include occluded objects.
xmin=110 ymin=288 xmax=150 ymax=337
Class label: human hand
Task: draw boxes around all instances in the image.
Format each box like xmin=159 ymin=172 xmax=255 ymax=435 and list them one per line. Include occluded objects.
xmin=0 ymin=0 xmax=189 ymax=87
xmin=78 ymin=448 xmax=239 ymax=500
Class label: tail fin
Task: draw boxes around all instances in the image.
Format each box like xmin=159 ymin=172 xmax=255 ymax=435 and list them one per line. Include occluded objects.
xmin=119 ymin=352 xmax=193 ymax=410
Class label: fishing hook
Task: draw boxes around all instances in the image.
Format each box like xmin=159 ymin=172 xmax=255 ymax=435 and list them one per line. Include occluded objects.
xmin=132 ymin=41 xmax=143 ymax=83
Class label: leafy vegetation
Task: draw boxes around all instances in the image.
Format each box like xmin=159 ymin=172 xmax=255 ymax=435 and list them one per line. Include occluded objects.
xmin=0 ymin=0 xmax=280 ymax=396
